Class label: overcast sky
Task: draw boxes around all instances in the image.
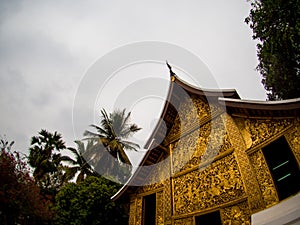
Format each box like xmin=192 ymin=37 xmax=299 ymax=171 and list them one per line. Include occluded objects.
xmin=0 ymin=0 xmax=266 ymax=165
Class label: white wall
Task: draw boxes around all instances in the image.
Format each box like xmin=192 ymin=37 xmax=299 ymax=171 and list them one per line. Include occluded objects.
xmin=251 ymin=192 xmax=300 ymax=225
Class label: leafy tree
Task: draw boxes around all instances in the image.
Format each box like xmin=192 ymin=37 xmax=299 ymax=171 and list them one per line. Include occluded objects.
xmin=245 ymin=0 xmax=300 ymax=100
xmin=84 ymin=109 xmax=141 ymax=182
xmin=28 ymin=129 xmax=67 ymax=196
xmin=0 ymin=138 xmax=53 ymax=224
xmin=54 ymin=176 xmax=128 ymax=225
xmin=61 ymin=140 xmax=97 ymax=183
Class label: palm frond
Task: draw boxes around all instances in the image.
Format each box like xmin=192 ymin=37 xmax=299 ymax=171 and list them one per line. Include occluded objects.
xmin=60 ymin=155 xmax=77 ymax=165
xmin=83 ymin=130 xmax=101 ymax=138
xmin=120 ymin=140 xmax=140 ymax=151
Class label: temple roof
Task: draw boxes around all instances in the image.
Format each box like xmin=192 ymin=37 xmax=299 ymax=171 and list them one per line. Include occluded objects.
xmin=219 ymin=97 xmax=300 ymax=118
xmin=112 ymin=72 xmax=300 ymax=200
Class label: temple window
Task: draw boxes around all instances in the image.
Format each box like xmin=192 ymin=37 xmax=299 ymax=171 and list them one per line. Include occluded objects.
xmin=195 ymin=210 xmax=222 ymax=225
xmin=142 ymin=193 xmax=156 ymax=225
xmin=262 ymin=136 xmax=300 ymax=200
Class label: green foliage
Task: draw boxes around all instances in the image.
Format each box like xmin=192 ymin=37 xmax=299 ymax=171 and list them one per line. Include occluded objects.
xmin=61 ymin=140 xmax=97 ymax=183
xmin=245 ymin=0 xmax=300 ymax=100
xmin=54 ymin=176 xmax=128 ymax=225
xmin=28 ymin=129 xmax=67 ymax=195
xmin=0 ymin=138 xmax=53 ymax=224
xmin=84 ymin=108 xmax=141 ymax=183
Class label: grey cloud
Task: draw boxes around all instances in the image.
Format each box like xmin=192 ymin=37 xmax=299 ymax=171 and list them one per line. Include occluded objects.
xmin=0 ymin=0 xmax=267 ymax=161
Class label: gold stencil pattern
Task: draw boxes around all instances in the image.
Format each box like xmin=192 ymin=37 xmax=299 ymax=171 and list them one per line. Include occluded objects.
xmin=172 ymin=116 xmax=232 ymax=175
xmin=167 ymin=96 xmax=223 ymax=144
xmin=249 ymin=150 xmax=279 ymax=207
xmin=222 ymin=201 xmax=251 ymax=225
xmin=156 ymin=191 xmax=164 ymax=225
xmin=164 ymin=179 xmax=172 ymax=224
xmin=135 ymin=197 xmax=143 ymax=225
xmin=225 ymin=114 xmax=265 ymax=212
xmin=173 ymin=154 xmax=245 ymax=215
xmin=128 ymin=199 xmax=136 ymax=225
xmin=244 ymin=118 xmax=293 ymax=148
xmin=285 ymin=121 xmax=300 ymax=165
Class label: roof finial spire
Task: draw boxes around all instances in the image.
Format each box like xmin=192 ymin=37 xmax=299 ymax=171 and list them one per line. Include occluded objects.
xmin=166 ymin=61 xmax=176 ymax=78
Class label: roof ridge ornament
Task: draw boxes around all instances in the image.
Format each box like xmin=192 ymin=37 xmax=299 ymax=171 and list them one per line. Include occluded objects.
xmin=166 ymin=61 xmax=176 ymax=81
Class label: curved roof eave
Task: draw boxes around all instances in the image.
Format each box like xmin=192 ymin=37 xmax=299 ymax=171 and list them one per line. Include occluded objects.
xmin=144 ymin=75 xmax=240 ymax=148
xmin=112 ymin=74 xmax=240 ymax=201
xmin=219 ymin=97 xmax=300 ymax=118
xmin=219 ymin=97 xmax=300 ymax=110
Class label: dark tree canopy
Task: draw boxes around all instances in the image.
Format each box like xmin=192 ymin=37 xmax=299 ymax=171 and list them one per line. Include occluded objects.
xmin=61 ymin=140 xmax=97 ymax=183
xmin=0 ymin=139 xmax=53 ymax=224
xmin=245 ymin=0 xmax=300 ymax=100
xmin=28 ymin=129 xmax=67 ymax=196
xmin=54 ymin=176 xmax=128 ymax=225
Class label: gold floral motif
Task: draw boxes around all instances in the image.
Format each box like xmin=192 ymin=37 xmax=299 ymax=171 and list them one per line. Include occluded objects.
xmin=156 ymin=191 xmax=164 ymax=225
xmin=163 ymin=178 xmax=172 ymax=224
xmin=222 ymin=201 xmax=251 ymax=225
xmin=193 ymin=97 xmax=210 ymax=120
xmin=172 ymin=129 xmax=200 ymax=174
xmin=135 ymin=197 xmax=143 ymax=225
xmin=174 ymin=217 xmax=194 ymax=225
xmin=233 ymin=118 xmax=253 ymax=149
xmin=249 ymin=150 xmax=279 ymax=207
xmin=167 ymin=96 xmax=223 ymax=143
xmin=173 ymin=154 xmax=245 ymax=215
xmin=128 ymin=199 xmax=136 ymax=225
xmin=136 ymin=159 xmax=169 ymax=194
xmin=172 ymin=116 xmax=232 ymax=175
xmin=137 ymin=181 xmax=163 ymax=194
xmin=285 ymin=121 xmax=300 ymax=165
xmin=244 ymin=118 xmax=293 ymax=148
xmin=225 ymin=114 xmax=265 ymax=212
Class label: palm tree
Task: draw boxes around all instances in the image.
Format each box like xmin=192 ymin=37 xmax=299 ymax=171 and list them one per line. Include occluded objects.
xmin=28 ymin=129 xmax=66 ymax=194
xmin=84 ymin=108 xmax=141 ymax=180
xmin=61 ymin=140 xmax=96 ymax=183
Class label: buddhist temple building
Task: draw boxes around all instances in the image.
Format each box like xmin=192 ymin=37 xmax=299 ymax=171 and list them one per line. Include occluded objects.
xmin=112 ymin=68 xmax=300 ymax=225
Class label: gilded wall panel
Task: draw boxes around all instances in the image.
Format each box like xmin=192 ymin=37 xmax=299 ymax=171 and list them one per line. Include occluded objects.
xmin=222 ymin=201 xmax=251 ymax=225
xmin=164 ymin=178 xmax=172 ymax=224
xmin=167 ymin=96 xmax=223 ymax=143
xmin=135 ymin=196 xmax=143 ymax=225
xmin=244 ymin=118 xmax=293 ymax=148
xmin=172 ymin=116 xmax=232 ymax=175
xmin=225 ymin=114 xmax=264 ymax=212
xmin=193 ymin=97 xmax=210 ymax=118
xmin=174 ymin=217 xmax=193 ymax=225
xmin=172 ymin=128 xmax=200 ymax=174
xmin=167 ymin=113 xmax=181 ymax=141
xmin=285 ymin=121 xmax=300 ymax=165
xmin=179 ymin=95 xmax=223 ymax=128
xmin=128 ymin=198 xmax=136 ymax=225
xmin=173 ymin=154 xmax=245 ymax=215
xmin=156 ymin=191 xmax=164 ymax=225
xmin=136 ymin=158 xmax=170 ymax=194
xmin=137 ymin=180 xmax=163 ymax=194
xmin=249 ymin=150 xmax=279 ymax=207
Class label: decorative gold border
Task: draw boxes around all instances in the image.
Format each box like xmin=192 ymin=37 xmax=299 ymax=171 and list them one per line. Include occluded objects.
xmin=172 ymin=148 xmax=234 ymax=178
xmin=136 ymin=187 xmax=164 ymax=197
xmin=172 ymin=196 xmax=248 ymax=220
xmin=224 ymin=113 xmax=265 ymax=213
xmin=249 ymin=149 xmax=279 ymax=206
xmin=166 ymin=109 xmax=224 ymax=144
xmin=246 ymin=124 xmax=293 ymax=155
xmin=231 ymin=114 xmax=296 ymax=120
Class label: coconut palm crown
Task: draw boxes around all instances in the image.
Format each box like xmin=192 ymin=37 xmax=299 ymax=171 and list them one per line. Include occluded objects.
xmin=84 ymin=108 xmax=141 ymax=165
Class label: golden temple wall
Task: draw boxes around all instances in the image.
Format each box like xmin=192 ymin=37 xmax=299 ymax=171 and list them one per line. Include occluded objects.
xmin=128 ymin=96 xmax=300 ymax=225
